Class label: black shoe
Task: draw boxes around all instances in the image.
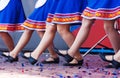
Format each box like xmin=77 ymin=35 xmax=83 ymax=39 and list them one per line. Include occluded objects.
xmin=55 ymin=50 xmax=73 ymax=62
xmin=99 ymin=53 xmax=113 ymax=63
xmin=20 ymin=52 xmax=30 ymax=59
xmin=5 ymin=56 xmax=18 ymax=63
xmin=0 ymin=52 xmax=9 ymax=58
xmin=55 ymin=49 xmax=65 ymax=57
xmin=112 ymin=59 xmax=120 ymax=69
xmin=105 ymin=63 xmax=114 ymax=68
xmin=63 ymin=60 xmax=83 ymax=66
xmin=29 ymin=56 xmax=38 ymax=65
xmin=41 ymin=57 xmax=59 ymax=64
xmin=64 ymin=54 xmax=74 ymax=63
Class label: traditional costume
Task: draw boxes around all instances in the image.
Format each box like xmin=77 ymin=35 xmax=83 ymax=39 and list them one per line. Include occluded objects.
xmin=47 ymin=0 xmax=87 ymax=25
xmin=82 ymin=0 xmax=120 ymax=20
xmin=22 ymin=0 xmax=54 ymax=31
xmin=0 ymin=0 xmax=26 ymax=32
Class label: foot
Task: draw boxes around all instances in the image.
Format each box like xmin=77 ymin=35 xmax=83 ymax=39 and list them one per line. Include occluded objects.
xmin=29 ymin=56 xmax=38 ymax=65
xmin=99 ymin=53 xmax=113 ymax=63
xmin=5 ymin=56 xmax=18 ymax=63
xmin=20 ymin=52 xmax=31 ymax=59
xmin=0 ymin=52 xmax=9 ymax=57
xmin=56 ymin=50 xmax=73 ymax=62
xmin=55 ymin=50 xmax=68 ymax=56
xmin=112 ymin=60 xmax=120 ymax=69
xmin=41 ymin=57 xmax=59 ymax=64
xmin=112 ymin=57 xmax=120 ymax=69
xmin=105 ymin=63 xmax=114 ymax=68
xmin=63 ymin=59 xmax=83 ymax=66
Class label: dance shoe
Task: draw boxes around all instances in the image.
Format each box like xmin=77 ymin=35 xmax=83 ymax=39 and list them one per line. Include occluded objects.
xmin=99 ymin=53 xmax=113 ymax=62
xmin=63 ymin=59 xmax=83 ymax=66
xmin=56 ymin=50 xmax=73 ymax=62
xmin=29 ymin=56 xmax=38 ymax=65
xmin=5 ymin=56 xmax=18 ymax=63
xmin=0 ymin=52 xmax=9 ymax=58
xmin=20 ymin=52 xmax=30 ymax=59
xmin=112 ymin=59 xmax=120 ymax=69
xmin=41 ymin=57 xmax=59 ymax=64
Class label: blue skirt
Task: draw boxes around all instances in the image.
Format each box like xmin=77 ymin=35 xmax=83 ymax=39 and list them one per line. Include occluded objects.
xmin=82 ymin=0 xmax=120 ymax=20
xmin=22 ymin=0 xmax=54 ymax=31
xmin=46 ymin=0 xmax=87 ymax=25
xmin=0 ymin=0 xmax=26 ymax=32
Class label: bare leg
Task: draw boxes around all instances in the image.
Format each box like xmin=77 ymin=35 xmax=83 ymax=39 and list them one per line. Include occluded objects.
xmin=9 ymin=29 xmax=34 ymax=58
xmin=104 ymin=20 xmax=120 ymax=52
xmin=102 ymin=20 xmax=120 ymax=61
xmin=57 ymin=24 xmax=82 ymax=60
xmin=37 ymin=31 xmax=58 ymax=58
xmin=68 ymin=18 xmax=95 ymax=57
xmin=57 ymin=24 xmax=74 ymax=47
xmin=0 ymin=32 xmax=14 ymax=51
xmin=31 ymin=24 xmax=57 ymax=60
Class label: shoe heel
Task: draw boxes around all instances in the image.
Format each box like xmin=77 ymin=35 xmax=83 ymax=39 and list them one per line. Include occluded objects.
xmin=112 ymin=60 xmax=120 ymax=69
xmin=20 ymin=52 xmax=30 ymax=59
xmin=6 ymin=56 xmax=18 ymax=63
xmin=99 ymin=53 xmax=112 ymax=63
xmin=29 ymin=57 xmax=37 ymax=65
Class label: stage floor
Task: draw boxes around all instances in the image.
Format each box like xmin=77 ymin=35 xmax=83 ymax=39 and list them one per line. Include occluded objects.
xmin=0 ymin=52 xmax=120 ymax=78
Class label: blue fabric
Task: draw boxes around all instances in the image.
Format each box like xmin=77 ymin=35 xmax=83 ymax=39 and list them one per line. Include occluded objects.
xmin=48 ymin=0 xmax=59 ymax=14
xmin=47 ymin=0 xmax=87 ymax=24
xmin=0 ymin=0 xmax=26 ymax=24
xmin=28 ymin=0 xmax=54 ymax=22
xmin=49 ymin=0 xmax=87 ymax=14
xmin=70 ymin=25 xmax=81 ymax=32
xmin=87 ymin=0 xmax=120 ymax=9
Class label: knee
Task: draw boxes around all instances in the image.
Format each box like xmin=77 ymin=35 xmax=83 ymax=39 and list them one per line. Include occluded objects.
xmin=82 ymin=18 xmax=95 ymax=29
xmin=25 ymin=29 xmax=34 ymax=35
xmin=57 ymin=24 xmax=70 ymax=36
xmin=57 ymin=27 xmax=69 ymax=36
xmin=104 ymin=20 xmax=116 ymax=33
xmin=46 ymin=25 xmax=57 ymax=33
xmin=104 ymin=24 xmax=115 ymax=34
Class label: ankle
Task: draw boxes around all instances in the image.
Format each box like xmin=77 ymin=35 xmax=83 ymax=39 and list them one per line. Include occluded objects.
xmin=68 ymin=49 xmax=77 ymax=57
xmin=10 ymin=53 xmax=17 ymax=58
xmin=50 ymin=55 xmax=58 ymax=59
xmin=74 ymin=56 xmax=83 ymax=61
xmin=50 ymin=53 xmax=58 ymax=57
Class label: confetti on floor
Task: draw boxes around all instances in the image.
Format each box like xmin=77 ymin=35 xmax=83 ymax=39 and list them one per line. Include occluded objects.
xmin=0 ymin=52 xmax=120 ymax=78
